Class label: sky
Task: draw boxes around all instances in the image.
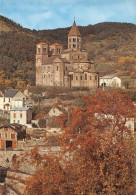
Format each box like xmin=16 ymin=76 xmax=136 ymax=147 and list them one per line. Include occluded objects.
xmin=0 ymin=0 xmax=136 ymax=30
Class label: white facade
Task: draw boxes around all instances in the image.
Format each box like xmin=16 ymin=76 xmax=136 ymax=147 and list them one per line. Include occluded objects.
xmin=99 ymin=75 xmax=121 ymax=88
xmin=10 ymin=107 xmax=32 ymax=127
xmin=0 ymin=89 xmax=26 ymax=112
xmin=48 ymin=107 xmax=63 ymax=117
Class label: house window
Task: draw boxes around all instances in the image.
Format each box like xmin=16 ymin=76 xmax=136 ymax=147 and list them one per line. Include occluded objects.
xmin=56 ymin=66 xmax=59 ymax=71
xmin=5 ymin=133 xmax=7 ymax=138
xmin=69 ymin=38 xmax=71 ymax=42
xmin=73 ymin=44 xmax=76 ymax=48
xmin=85 ymin=74 xmax=87 ymax=80
xmin=14 ymin=113 xmax=16 ymax=119
xmin=20 ymin=113 xmax=22 ymax=118
xmin=73 ymin=38 xmax=76 ymax=42
xmin=11 ymin=134 xmax=15 ymax=139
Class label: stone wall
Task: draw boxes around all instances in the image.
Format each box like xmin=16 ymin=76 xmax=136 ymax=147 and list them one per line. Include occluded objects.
xmin=5 ymin=170 xmax=30 ymax=195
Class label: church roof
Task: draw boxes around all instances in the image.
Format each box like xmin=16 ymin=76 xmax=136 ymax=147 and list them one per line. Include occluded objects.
xmin=43 ymin=56 xmax=59 ymax=64
xmin=50 ymin=43 xmax=62 ymax=46
xmin=75 ymin=68 xmax=84 ymax=73
xmin=68 ymin=21 xmax=81 ymax=37
xmin=36 ymin=42 xmax=48 ymax=45
xmin=79 ymin=58 xmax=90 ymax=63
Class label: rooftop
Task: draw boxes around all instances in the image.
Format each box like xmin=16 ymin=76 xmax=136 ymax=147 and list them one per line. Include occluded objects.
xmin=11 ymin=107 xmax=31 ymax=111
xmin=50 ymin=43 xmax=62 ymax=46
xmin=68 ymin=21 xmax=81 ymax=37
xmin=36 ymin=42 xmax=48 ymax=45
xmin=4 ymin=89 xmax=19 ymax=97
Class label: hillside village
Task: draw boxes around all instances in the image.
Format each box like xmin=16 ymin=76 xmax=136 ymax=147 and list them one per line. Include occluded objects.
xmin=0 ymin=19 xmax=136 ymax=194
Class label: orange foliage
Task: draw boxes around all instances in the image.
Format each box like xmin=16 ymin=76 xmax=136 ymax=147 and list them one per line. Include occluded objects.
xmin=25 ymin=90 xmax=135 ymax=194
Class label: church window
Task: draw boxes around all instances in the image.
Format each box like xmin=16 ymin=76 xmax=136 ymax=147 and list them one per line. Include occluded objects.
xmin=71 ymin=75 xmax=73 ymax=80
xmin=90 ymin=76 xmax=92 ymax=80
xmin=76 ymin=76 xmax=78 ymax=80
xmin=38 ymin=48 xmax=40 ymax=53
xmin=56 ymin=66 xmax=59 ymax=71
xmin=52 ymin=49 xmax=54 ymax=54
xmin=73 ymin=44 xmax=76 ymax=48
xmin=85 ymin=74 xmax=87 ymax=80
xmin=57 ymin=49 xmax=61 ymax=54
xmin=73 ymin=38 xmax=76 ymax=42
xmin=80 ymin=76 xmax=82 ymax=80
xmin=43 ymin=48 xmax=46 ymax=53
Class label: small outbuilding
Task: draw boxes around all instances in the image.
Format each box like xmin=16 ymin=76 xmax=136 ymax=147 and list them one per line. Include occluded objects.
xmin=0 ymin=124 xmax=26 ymax=149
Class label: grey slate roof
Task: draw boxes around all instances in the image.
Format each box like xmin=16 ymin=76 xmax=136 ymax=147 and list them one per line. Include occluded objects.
xmin=4 ymin=89 xmax=19 ymax=97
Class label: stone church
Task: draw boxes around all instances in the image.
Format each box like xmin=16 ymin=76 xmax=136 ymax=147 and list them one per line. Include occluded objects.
xmin=36 ymin=21 xmax=99 ymax=88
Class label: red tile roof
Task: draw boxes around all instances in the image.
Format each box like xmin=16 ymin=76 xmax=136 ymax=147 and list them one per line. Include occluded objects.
xmin=50 ymin=43 xmax=62 ymax=46
xmin=36 ymin=42 xmax=48 ymax=45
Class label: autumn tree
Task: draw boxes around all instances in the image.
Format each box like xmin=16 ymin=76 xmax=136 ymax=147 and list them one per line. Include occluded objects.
xmin=25 ymin=89 xmax=135 ymax=195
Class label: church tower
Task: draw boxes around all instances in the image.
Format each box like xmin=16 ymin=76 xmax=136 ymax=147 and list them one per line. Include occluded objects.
xmin=36 ymin=42 xmax=49 ymax=85
xmin=68 ymin=20 xmax=81 ymax=50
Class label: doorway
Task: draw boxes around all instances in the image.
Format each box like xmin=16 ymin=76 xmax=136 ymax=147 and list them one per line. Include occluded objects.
xmin=6 ymin=141 xmax=12 ymax=148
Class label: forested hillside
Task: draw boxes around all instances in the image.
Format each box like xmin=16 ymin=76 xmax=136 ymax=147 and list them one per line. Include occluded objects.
xmin=0 ymin=15 xmax=136 ymax=90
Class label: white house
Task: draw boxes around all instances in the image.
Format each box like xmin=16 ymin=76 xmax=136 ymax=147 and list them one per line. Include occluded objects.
xmin=99 ymin=75 xmax=121 ymax=88
xmin=45 ymin=105 xmax=67 ymax=134
xmin=10 ymin=107 xmax=32 ymax=127
xmin=0 ymin=89 xmax=26 ymax=112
